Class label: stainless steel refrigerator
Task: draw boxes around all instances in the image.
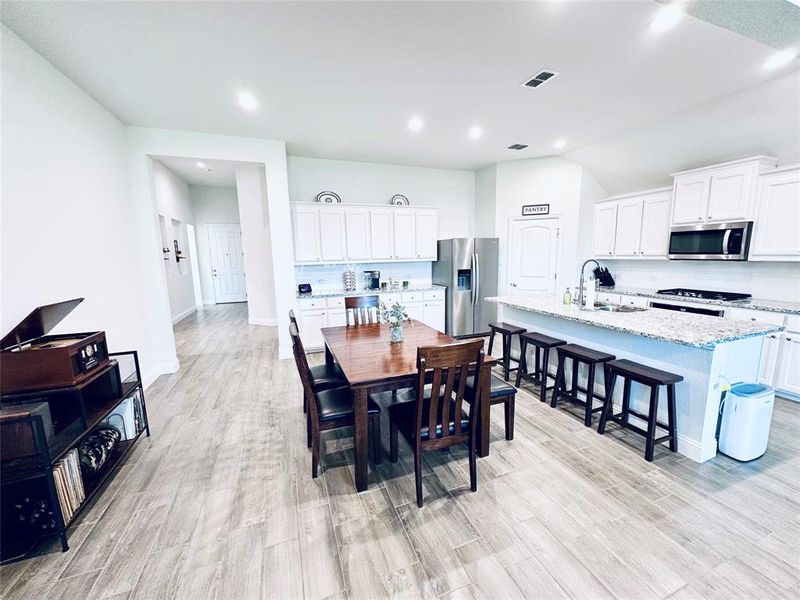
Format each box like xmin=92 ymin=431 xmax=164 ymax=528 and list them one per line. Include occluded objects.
xmin=432 ymin=238 xmax=499 ymax=337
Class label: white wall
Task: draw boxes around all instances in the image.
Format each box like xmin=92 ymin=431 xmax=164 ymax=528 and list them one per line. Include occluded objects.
xmin=287 ymin=156 xmax=475 ymax=239
xmin=151 ymin=160 xmax=197 ymax=322
xmin=474 ymin=164 xmax=497 ymax=239
xmin=189 ymin=185 xmax=240 ymax=304
xmin=0 ymin=26 xmax=170 ymax=386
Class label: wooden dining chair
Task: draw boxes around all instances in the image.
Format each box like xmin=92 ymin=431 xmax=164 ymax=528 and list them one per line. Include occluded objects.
xmin=289 ymin=317 xmax=345 ymax=412
xmin=289 ymin=309 xmax=298 ymax=330
xmin=345 ymin=295 xmax=379 ymax=326
xmin=290 ymin=323 xmax=381 ymax=477
xmin=382 ymin=339 xmax=485 ymax=507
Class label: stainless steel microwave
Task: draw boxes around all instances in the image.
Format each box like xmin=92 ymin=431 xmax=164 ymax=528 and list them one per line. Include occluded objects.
xmin=668 ymin=221 xmax=753 ymax=261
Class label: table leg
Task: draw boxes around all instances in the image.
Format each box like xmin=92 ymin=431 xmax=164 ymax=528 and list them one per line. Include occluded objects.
xmin=325 ymin=343 xmax=334 ymax=367
xmin=478 ymin=362 xmax=491 ymax=457
xmin=352 ymin=386 xmax=369 ymax=491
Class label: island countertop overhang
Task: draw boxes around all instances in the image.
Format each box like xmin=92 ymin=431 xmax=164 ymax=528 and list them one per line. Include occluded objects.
xmin=487 ymin=295 xmax=783 ymax=349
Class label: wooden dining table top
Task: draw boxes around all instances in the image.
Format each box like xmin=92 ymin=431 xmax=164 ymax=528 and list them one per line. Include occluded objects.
xmin=321 ymin=320 xmax=495 ymax=386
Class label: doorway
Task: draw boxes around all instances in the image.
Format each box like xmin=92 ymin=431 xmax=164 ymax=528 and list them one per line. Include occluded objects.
xmin=507 ymin=216 xmax=561 ymax=295
xmin=208 ymin=224 xmax=247 ymax=303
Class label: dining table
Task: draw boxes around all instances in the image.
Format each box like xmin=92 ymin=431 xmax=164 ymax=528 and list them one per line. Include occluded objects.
xmin=321 ymin=320 xmax=496 ymax=492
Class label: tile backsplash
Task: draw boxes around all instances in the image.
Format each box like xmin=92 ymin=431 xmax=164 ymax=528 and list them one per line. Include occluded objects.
xmin=294 ymin=262 xmax=433 ymax=293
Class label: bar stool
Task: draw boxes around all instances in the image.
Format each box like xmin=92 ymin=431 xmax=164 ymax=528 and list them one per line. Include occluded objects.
xmin=487 ymin=322 xmax=526 ymax=381
xmin=551 ymin=344 xmax=615 ymax=427
xmin=515 ymin=332 xmax=566 ymax=402
xmin=598 ymin=359 xmax=682 ymax=461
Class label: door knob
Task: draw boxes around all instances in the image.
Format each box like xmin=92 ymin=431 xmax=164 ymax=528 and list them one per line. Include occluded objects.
xmin=510 ymin=283 xmax=518 ymax=287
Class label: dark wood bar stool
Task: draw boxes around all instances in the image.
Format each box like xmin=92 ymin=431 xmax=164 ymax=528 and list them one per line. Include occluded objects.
xmin=551 ymin=344 xmax=615 ymax=427
xmin=487 ymin=322 xmax=526 ymax=381
xmin=598 ymin=359 xmax=682 ymax=461
xmin=515 ymin=332 xmax=566 ymax=402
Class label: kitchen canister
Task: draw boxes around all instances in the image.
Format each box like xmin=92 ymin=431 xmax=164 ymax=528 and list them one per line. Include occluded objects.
xmin=344 ymin=270 xmax=356 ymax=292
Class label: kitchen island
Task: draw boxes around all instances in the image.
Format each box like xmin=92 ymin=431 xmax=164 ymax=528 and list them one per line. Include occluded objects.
xmin=487 ymin=295 xmax=784 ymax=462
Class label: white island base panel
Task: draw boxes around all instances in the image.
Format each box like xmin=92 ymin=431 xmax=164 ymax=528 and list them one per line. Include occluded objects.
xmin=499 ymin=305 xmax=763 ymax=463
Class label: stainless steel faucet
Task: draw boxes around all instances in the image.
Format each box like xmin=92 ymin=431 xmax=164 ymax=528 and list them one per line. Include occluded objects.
xmin=578 ymin=259 xmax=600 ymax=309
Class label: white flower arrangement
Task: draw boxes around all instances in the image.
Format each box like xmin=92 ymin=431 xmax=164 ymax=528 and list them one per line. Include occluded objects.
xmin=379 ymin=301 xmax=410 ymax=326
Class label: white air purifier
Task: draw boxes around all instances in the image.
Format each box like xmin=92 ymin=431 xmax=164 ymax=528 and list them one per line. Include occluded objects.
xmin=718 ymin=383 xmax=775 ymax=461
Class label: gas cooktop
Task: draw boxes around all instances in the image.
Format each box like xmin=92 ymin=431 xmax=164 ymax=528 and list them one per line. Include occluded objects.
xmin=656 ymin=288 xmax=751 ymax=302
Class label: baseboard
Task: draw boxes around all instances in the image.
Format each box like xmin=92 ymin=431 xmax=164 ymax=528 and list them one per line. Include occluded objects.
xmin=171 ymin=306 xmax=197 ymax=324
xmin=676 ymin=434 xmax=715 ymax=463
xmin=248 ymin=317 xmax=278 ymax=326
xmin=142 ymin=358 xmax=180 ymax=390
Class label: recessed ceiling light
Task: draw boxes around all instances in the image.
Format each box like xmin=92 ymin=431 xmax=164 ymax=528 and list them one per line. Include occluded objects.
xmin=650 ymin=3 xmax=683 ymax=34
xmin=408 ymin=116 xmax=424 ymax=132
xmin=236 ymin=89 xmax=259 ymax=112
xmin=196 ymin=161 xmax=206 ymax=169
xmin=763 ymin=48 xmax=797 ymax=71
xmin=468 ymin=126 xmax=483 ymax=140
xmin=553 ymin=139 xmax=567 ymax=149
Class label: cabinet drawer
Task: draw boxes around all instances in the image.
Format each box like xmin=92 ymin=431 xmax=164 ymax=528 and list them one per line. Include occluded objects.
xmin=402 ymin=292 xmax=423 ymax=303
xmin=424 ymin=289 xmax=445 ymax=301
xmin=327 ymin=296 xmax=345 ymax=309
xmin=725 ymin=307 xmax=786 ymax=327
xmin=299 ymin=297 xmax=326 ymax=310
xmin=785 ymin=314 xmax=800 ymax=332
xmin=381 ymin=293 xmax=401 ymax=306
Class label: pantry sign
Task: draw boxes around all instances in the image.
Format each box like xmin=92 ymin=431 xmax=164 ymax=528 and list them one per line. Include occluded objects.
xmin=521 ymin=204 xmax=550 ymax=216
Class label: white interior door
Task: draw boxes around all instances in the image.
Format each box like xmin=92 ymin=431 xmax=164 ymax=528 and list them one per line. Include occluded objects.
xmin=208 ymin=224 xmax=247 ymax=304
xmin=507 ymin=217 xmax=561 ymax=296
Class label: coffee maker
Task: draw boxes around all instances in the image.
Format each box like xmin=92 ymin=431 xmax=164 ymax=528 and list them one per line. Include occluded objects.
xmin=363 ymin=270 xmax=380 ymax=291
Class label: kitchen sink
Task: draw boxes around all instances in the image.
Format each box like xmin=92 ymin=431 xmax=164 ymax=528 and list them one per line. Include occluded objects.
xmin=594 ymin=303 xmax=648 ymax=313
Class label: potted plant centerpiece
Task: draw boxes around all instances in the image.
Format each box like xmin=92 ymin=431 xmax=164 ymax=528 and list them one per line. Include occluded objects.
xmin=380 ymin=301 xmax=410 ymax=343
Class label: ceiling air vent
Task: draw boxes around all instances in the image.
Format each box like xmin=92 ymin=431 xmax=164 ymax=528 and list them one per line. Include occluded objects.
xmin=507 ymin=144 xmax=528 ymax=150
xmin=522 ymin=70 xmax=559 ymax=88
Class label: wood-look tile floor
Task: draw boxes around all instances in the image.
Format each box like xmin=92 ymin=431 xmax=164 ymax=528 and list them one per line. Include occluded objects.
xmin=3 ymin=303 xmax=799 ymax=599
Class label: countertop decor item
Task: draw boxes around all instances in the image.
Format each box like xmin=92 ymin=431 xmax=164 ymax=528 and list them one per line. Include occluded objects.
xmin=344 ymin=270 xmax=356 ymax=292
xmin=391 ymin=194 xmax=410 ymax=206
xmin=315 ymin=191 xmax=342 ymax=204
xmin=380 ymin=301 xmax=410 ymax=343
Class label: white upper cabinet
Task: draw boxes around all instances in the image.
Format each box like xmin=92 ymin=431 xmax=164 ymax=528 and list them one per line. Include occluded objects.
xmin=292 ymin=206 xmax=320 ymax=262
xmin=318 ymin=208 xmax=347 ymax=262
xmin=613 ymin=199 xmax=643 ymax=257
xmin=592 ymin=203 xmax=618 ymax=257
xmin=415 ymin=210 xmax=438 ymax=260
xmin=750 ymin=166 xmax=800 ymax=261
xmin=344 ymin=208 xmax=371 ymax=260
xmin=639 ymin=190 xmax=672 ymax=257
xmin=671 ymin=156 xmax=776 ymax=226
xmin=393 ymin=211 xmax=417 ymax=259
xmin=369 ymin=209 xmax=394 ymax=259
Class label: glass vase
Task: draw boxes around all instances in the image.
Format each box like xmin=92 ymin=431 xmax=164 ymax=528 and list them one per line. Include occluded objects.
xmin=390 ymin=324 xmax=404 ymax=343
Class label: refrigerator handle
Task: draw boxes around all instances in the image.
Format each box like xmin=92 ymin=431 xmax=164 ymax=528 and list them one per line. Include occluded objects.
xmin=473 ymin=252 xmax=480 ymax=306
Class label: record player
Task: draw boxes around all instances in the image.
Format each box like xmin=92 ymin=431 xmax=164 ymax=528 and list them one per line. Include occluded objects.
xmin=0 ymin=298 xmax=109 ymax=394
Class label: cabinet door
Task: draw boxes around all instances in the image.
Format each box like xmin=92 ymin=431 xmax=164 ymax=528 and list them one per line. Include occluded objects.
xmin=775 ymin=333 xmax=800 ymax=396
xmin=758 ymin=333 xmax=782 ymax=387
xmin=370 ymin=209 xmax=394 ymax=259
xmin=393 ymin=211 xmax=417 ymax=259
xmin=639 ymin=192 xmax=672 ymax=257
xmin=592 ymin=203 xmax=618 ymax=257
xmin=672 ymin=174 xmax=709 ymax=225
xmin=344 ymin=208 xmax=371 ymax=260
xmin=415 ymin=210 xmax=438 ymax=260
xmin=293 ymin=206 xmax=320 ymax=262
xmin=707 ymin=165 xmax=752 ymax=222
xmin=318 ymin=208 xmax=346 ymax=262
xmin=299 ymin=309 xmax=325 ymax=349
xmin=423 ymin=300 xmax=445 ymax=332
xmin=405 ymin=301 xmax=424 ymax=323
xmin=613 ymin=199 xmax=643 ymax=257
xmin=750 ymin=169 xmax=800 ymax=260
xmin=326 ymin=309 xmax=347 ymax=328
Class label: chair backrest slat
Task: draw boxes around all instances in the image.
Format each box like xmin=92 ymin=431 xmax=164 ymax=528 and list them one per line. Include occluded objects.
xmin=289 ymin=322 xmax=318 ymax=421
xmin=289 ymin=309 xmax=298 ymax=331
xmin=345 ymin=295 xmax=379 ymax=326
xmin=414 ymin=339 xmax=484 ymax=444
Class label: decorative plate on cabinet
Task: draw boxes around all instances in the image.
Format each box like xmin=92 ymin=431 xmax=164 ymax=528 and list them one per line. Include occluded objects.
xmin=391 ymin=194 xmax=410 ymax=206
xmin=316 ymin=191 xmax=342 ymax=204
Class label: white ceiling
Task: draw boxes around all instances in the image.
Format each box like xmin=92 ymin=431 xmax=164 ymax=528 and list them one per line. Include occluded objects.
xmin=3 ymin=1 xmax=799 ymax=192
xmin=154 ymin=156 xmax=238 ymax=187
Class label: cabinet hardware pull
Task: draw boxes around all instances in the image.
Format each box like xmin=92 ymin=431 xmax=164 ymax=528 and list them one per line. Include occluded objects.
xmin=787 ymin=337 xmax=792 ymax=341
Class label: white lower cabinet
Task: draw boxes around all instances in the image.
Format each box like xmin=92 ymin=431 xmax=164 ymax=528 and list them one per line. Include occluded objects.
xmin=405 ymin=301 xmax=424 ymax=323
xmin=775 ymin=333 xmax=800 ymax=396
xmin=298 ymin=307 xmax=326 ymax=349
xmin=758 ymin=332 xmax=782 ymax=386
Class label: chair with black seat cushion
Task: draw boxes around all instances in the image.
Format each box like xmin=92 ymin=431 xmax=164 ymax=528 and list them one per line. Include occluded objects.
xmin=551 ymin=343 xmax=615 ymax=427
xmin=291 ymin=323 xmax=381 ymax=477
xmin=515 ymin=331 xmax=566 ymax=402
xmin=487 ymin=322 xmax=526 ymax=381
xmin=289 ymin=309 xmax=298 ymax=330
xmin=382 ymin=339 xmax=485 ymax=507
xmin=289 ymin=317 xmax=346 ymax=413
xmin=598 ymin=359 xmax=682 ymax=461
xmin=463 ymin=374 xmax=517 ymax=441
xmin=345 ymin=295 xmax=379 ymax=326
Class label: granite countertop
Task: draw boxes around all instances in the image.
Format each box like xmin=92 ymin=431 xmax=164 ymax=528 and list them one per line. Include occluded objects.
xmin=297 ymin=285 xmax=445 ymax=299
xmin=487 ymin=295 xmax=784 ymax=349
xmin=603 ymin=286 xmax=800 ymax=315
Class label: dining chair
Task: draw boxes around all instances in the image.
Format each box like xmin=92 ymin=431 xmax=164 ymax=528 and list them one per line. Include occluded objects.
xmin=290 ymin=323 xmax=381 ymax=477
xmin=289 ymin=314 xmax=345 ymax=412
xmin=345 ymin=295 xmax=379 ymax=326
xmin=381 ymin=339 xmax=485 ymax=507
xmin=289 ymin=309 xmax=298 ymax=330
